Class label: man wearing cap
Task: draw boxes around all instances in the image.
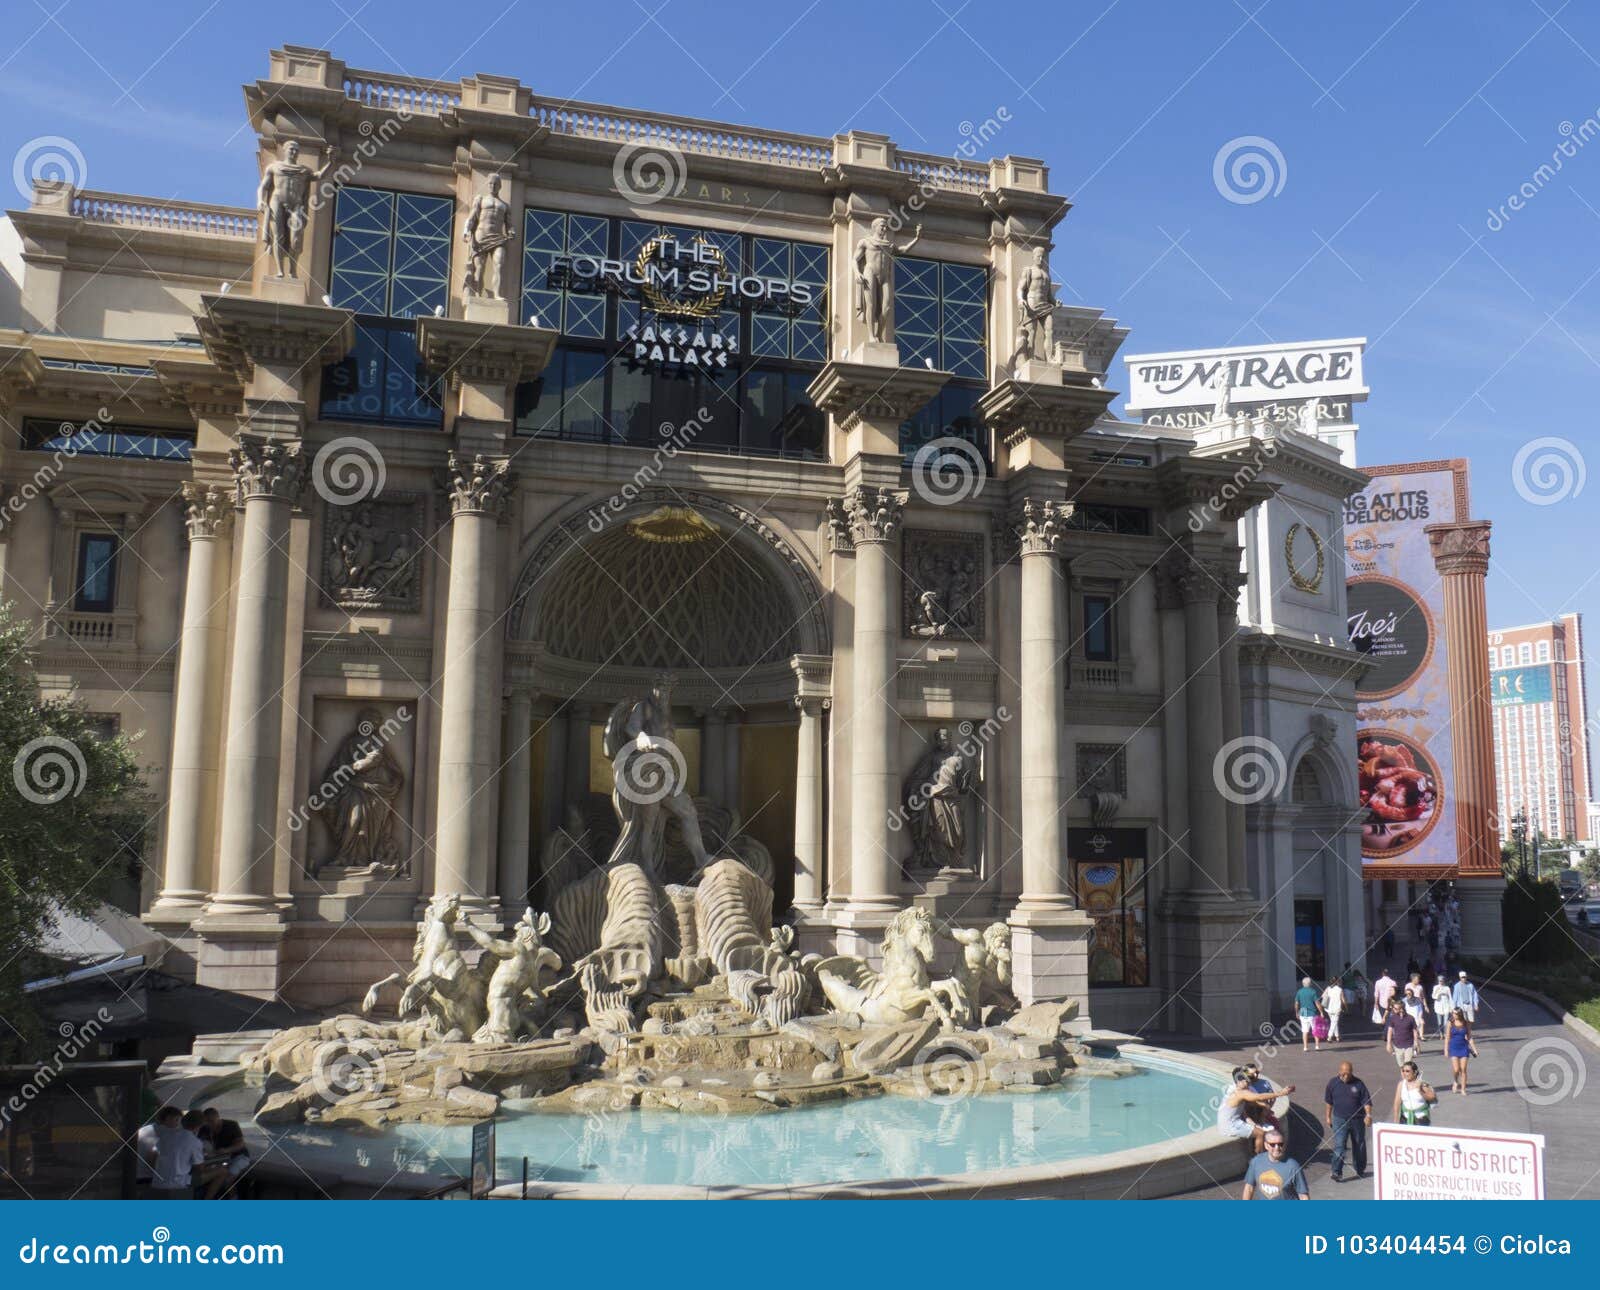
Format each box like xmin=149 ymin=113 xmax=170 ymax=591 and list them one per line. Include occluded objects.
xmin=1241 ymin=1129 xmax=1310 ymax=1200
xmin=1451 ymin=971 xmax=1480 ymax=1023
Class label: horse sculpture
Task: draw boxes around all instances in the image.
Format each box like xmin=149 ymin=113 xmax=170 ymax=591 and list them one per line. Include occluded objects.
xmin=814 ymin=907 xmax=965 ymax=1027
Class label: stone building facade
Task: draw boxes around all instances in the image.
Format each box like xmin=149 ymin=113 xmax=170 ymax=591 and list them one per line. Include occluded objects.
xmin=0 ymin=46 xmax=1371 ymax=1035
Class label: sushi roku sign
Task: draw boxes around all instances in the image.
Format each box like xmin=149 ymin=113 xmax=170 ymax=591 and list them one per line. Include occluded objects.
xmin=1344 ymin=461 xmax=1469 ymax=873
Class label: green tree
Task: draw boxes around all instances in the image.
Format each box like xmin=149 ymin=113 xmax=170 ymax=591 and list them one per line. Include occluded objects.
xmin=0 ymin=604 xmax=145 ymax=1060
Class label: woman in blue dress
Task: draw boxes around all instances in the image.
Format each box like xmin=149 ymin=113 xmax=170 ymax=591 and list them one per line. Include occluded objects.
xmin=1444 ymin=1007 xmax=1479 ymax=1095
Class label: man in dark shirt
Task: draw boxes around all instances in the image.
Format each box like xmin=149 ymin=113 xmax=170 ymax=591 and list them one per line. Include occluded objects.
xmin=1383 ymin=999 xmax=1419 ymax=1067
xmin=1323 ymin=1061 xmax=1373 ymax=1182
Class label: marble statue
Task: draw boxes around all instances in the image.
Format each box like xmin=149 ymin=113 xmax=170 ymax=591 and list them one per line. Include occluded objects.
xmin=465 ymin=909 xmax=562 ymax=1043
xmin=311 ymin=707 xmax=406 ymax=877
xmin=950 ymin=922 xmax=1017 ymax=1024
xmin=902 ymin=727 xmax=973 ymax=873
xmin=911 ymin=588 xmax=948 ymax=638
xmin=1298 ymin=396 xmax=1320 ymax=436
xmin=257 ymin=140 xmax=334 ymax=279
xmin=1014 ymin=246 xmax=1057 ymax=363
xmin=462 ymin=173 xmax=515 ymax=300
xmin=854 ymin=217 xmax=921 ymax=344
xmin=1209 ymin=362 xmax=1234 ymax=424
xmin=815 ymin=907 xmax=965 ymax=1027
xmin=602 ymin=673 xmax=711 ymax=875
xmin=361 ymin=894 xmax=492 ymax=1039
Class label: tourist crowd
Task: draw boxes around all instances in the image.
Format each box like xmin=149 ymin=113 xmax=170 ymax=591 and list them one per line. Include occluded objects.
xmin=134 ymin=1106 xmax=251 ymax=1199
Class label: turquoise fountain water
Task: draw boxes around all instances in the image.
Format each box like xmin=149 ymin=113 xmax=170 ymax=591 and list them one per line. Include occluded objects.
xmin=254 ymin=1054 xmax=1219 ymax=1190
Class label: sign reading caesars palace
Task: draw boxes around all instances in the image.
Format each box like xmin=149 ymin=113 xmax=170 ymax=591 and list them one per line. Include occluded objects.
xmin=1345 ymin=461 xmax=1471 ymax=871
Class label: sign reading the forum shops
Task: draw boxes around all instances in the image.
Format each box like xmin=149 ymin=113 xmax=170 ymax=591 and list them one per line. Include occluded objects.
xmin=1344 ymin=460 xmax=1468 ymax=873
xmin=1373 ymin=1122 xmax=1545 ymax=1200
xmin=1121 ymin=337 xmax=1368 ymax=425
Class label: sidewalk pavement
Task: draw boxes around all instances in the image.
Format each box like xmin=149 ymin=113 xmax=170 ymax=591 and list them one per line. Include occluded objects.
xmin=1153 ymin=986 xmax=1600 ymax=1200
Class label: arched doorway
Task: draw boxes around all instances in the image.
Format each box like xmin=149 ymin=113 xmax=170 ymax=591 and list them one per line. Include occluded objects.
xmin=508 ymin=492 xmax=830 ymax=911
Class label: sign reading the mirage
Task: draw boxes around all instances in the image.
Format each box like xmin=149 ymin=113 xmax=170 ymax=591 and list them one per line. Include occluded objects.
xmin=1373 ymin=1123 xmax=1544 ymax=1200
xmin=1122 ymin=338 xmax=1368 ymax=423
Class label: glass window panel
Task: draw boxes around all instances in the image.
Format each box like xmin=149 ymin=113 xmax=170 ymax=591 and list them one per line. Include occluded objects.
xmin=75 ymin=534 xmax=117 ymax=612
xmin=942 ymin=263 xmax=986 ymax=305
xmin=523 ymin=288 xmax=561 ymax=331
xmin=381 ymin=327 xmax=441 ymax=424
xmin=752 ymin=314 xmax=788 ymax=358
xmin=565 ymin=293 xmax=607 ymax=339
xmin=753 ymin=238 xmax=788 ymax=279
xmin=897 ymin=257 xmax=939 ymax=299
xmin=569 ymin=215 xmax=609 ymax=258
xmin=792 ymin=323 xmax=827 ymax=364
xmin=524 ymin=209 xmax=564 ymax=252
xmin=794 ymin=243 xmax=828 ymax=283
xmin=1084 ymin=594 xmax=1114 ymax=661
xmin=563 ymin=349 xmax=609 ymax=442
xmin=320 ymin=323 xmax=388 ymax=421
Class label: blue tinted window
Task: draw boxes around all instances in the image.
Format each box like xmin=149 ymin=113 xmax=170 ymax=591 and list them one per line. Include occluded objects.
xmin=75 ymin=534 xmax=117 ymax=612
xmin=895 ymin=257 xmax=988 ymax=378
xmin=523 ymin=209 xmax=610 ymax=339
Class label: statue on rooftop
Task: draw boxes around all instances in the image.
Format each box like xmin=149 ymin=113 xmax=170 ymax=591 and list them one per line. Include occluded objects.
xmin=258 ymin=139 xmax=334 ymax=279
xmin=463 ymin=173 xmax=515 ymax=300
xmin=855 ymin=217 xmax=921 ymax=344
xmin=1209 ymin=362 xmax=1235 ymax=425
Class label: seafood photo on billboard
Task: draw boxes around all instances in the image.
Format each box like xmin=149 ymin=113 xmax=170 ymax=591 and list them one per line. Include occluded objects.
xmin=1358 ymin=729 xmax=1441 ymax=858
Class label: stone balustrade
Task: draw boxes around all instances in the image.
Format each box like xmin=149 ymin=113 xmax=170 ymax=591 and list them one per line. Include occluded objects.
xmin=342 ymin=72 xmax=462 ymax=114
xmin=530 ymin=97 xmax=835 ymax=169
xmin=69 ymin=191 xmax=257 ymax=239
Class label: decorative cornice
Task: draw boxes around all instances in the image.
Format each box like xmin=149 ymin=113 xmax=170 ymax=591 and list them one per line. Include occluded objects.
xmin=198 ymin=294 xmax=354 ymax=386
xmin=791 ymin=652 xmax=833 ymax=711
xmin=180 ymin=482 xmax=234 ymax=541
xmin=415 ymin=317 xmax=558 ymax=390
xmin=1236 ymin=629 xmax=1372 ymax=684
xmin=230 ymin=436 xmax=308 ymax=504
xmin=833 ymin=485 xmax=905 ymax=546
xmin=1425 ymin=520 xmax=1491 ymax=576
xmin=443 ymin=452 xmax=514 ymax=519
xmin=977 ymin=377 xmax=1113 ymax=448
xmin=805 ymin=360 xmax=949 ymax=432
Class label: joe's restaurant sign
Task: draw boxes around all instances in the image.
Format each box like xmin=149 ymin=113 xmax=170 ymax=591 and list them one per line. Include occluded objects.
xmin=1121 ymin=338 xmax=1368 ymax=428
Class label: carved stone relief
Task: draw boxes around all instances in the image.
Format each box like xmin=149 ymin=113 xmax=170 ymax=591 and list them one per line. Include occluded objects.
xmin=902 ymin=530 xmax=985 ymax=641
xmin=320 ymin=494 xmax=425 ymax=612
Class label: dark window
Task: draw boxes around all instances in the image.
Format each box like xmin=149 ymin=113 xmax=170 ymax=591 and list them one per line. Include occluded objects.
xmin=74 ymin=534 xmax=117 ymax=613
xmin=1063 ymin=503 xmax=1152 ymax=536
xmin=21 ymin=418 xmax=193 ymax=461
xmin=900 ymin=384 xmax=989 ymax=474
xmin=1083 ymin=593 xmax=1115 ymax=661
xmin=740 ymin=366 xmax=824 ymax=457
xmin=1070 ymin=829 xmax=1149 ymax=987
xmin=321 ymin=187 xmax=452 ymax=425
xmin=894 ymin=257 xmax=987 ymax=379
xmin=1294 ymin=900 xmax=1326 ymax=981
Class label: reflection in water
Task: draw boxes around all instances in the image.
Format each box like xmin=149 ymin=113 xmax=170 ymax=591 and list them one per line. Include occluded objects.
xmin=259 ymin=1063 xmax=1214 ymax=1189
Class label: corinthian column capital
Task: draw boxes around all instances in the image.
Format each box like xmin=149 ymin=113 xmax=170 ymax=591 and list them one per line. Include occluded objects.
xmin=229 ymin=436 xmax=307 ymax=504
xmin=444 ymin=452 xmax=515 ymax=520
xmin=1012 ymin=497 xmax=1068 ymax=557
xmin=832 ymin=485 xmax=904 ymax=547
xmin=180 ymin=482 xmax=235 ymax=541
xmin=1425 ymin=520 xmax=1491 ymax=576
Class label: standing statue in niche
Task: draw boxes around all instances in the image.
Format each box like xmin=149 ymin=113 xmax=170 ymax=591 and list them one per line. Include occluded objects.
xmin=1014 ymin=246 xmax=1057 ymax=363
xmin=257 ymin=140 xmax=334 ymax=279
xmin=462 ymin=173 xmax=515 ymax=300
xmin=603 ymin=672 xmax=711 ymax=876
xmin=855 ymin=217 xmax=921 ymax=344
xmin=902 ymin=727 xmax=974 ymax=873
xmin=312 ymin=707 xmax=406 ymax=877
xmin=1208 ymin=362 xmax=1235 ymax=425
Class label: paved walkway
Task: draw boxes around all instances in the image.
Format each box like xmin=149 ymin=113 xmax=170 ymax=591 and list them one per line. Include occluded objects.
xmin=1158 ymin=986 xmax=1600 ymax=1199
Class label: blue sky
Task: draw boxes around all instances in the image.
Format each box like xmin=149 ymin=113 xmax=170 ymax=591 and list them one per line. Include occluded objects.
xmin=3 ymin=0 xmax=1596 ymax=660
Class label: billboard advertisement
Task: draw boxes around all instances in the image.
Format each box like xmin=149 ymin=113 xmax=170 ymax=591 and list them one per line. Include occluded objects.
xmin=1490 ymin=664 xmax=1555 ymax=707
xmin=1344 ymin=461 xmax=1468 ymax=873
xmin=1122 ymin=337 xmax=1368 ymax=422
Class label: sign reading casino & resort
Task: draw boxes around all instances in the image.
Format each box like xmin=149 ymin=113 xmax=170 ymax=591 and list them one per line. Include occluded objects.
xmin=1344 ymin=461 xmax=1468 ymax=872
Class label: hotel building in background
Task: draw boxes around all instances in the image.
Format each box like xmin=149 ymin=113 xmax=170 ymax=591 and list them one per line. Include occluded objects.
xmin=1489 ymin=613 xmax=1595 ymax=843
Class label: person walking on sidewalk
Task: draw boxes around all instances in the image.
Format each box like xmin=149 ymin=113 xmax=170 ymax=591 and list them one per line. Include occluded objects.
xmin=1241 ymin=1129 xmax=1310 ymax=1200
xmin=1294 ymin=977 xmax=1324 ymax=1052
xmin=1391 ymin=1060 xmax=1437 ymax=1125
xmin=1383 ymin=998 xmax=1420 ymax=1068
xmin=1323 ymin=1061 xmax=1373 ymax=1182
xmin=1430 ymin=977 xmax=1453 ymax=1047
xmin=1321 ymin=976 xmax=1346 ymax=1042
xmin=1451 ymin=971 xmax=1480 ymax=1023
xmin=1373 ymin=968 xmax=1397 ymax=1022
xmin=1444 ymin=1007 xmax=1479 ymax=1095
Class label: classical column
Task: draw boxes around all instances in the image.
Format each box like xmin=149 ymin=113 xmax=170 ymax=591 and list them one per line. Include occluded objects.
xmin=1217 ymin=579 xmax=1247 ymax=893
xmin=837 ymin=485 xmax=904 ymax=910
xmin=540 ymin=707 xmax=569 ymax=845
xmin=1427 ymin=520 xmax=1502 ymax=955
xmin=205 ymin=439 xmax=306 ymax=921
xmin=792 ymin=696 xmax=828 ymax=910
xmin=151 ymin=483 xmax=234 ymax=922
xmin=1014 ymin=499 xmax=1070 ymax=910
xmin=565 ymin=703 xmax=591 ymax=805
xmin=497 ymin=690 xmax=533 ymax=911
xmin=1155 ymin=564 xmax=1193 ymax=893
xmin=701 ymin=709 xmax=727 ymax=804
xmin=433 ymin=453 xmax=513 ymax=914
xmin=723 ymin=715 xmax=742 ymax=812
xmin=1178 ymin=556 xmax=1230 ymax=893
